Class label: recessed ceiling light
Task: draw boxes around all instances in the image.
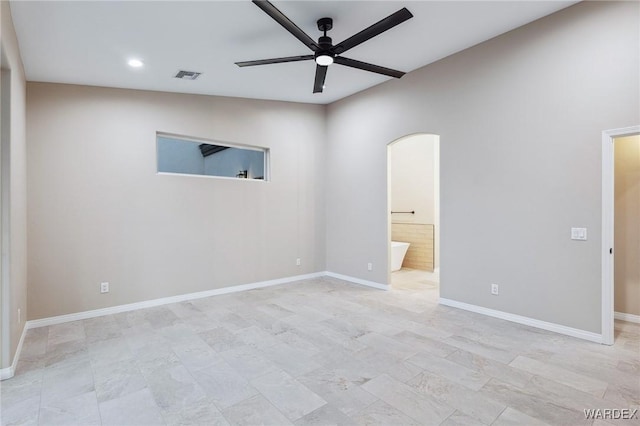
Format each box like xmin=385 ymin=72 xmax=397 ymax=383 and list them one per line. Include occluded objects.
xmin=128 ymin=59 xmax=144 ymax=68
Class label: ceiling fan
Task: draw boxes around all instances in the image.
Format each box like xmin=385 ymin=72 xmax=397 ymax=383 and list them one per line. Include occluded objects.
xmin=236 ymin=0 xmax=414 ymax=93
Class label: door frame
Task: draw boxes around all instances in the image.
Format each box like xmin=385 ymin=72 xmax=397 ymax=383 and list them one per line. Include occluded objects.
xmin=0 ymin=63 xmax=10 ymax=373
xmin=601 ymin=125 xmax=640 ymax=345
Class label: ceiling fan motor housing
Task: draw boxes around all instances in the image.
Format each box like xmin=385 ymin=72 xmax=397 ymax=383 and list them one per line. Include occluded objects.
xmin=318 ymin=36 xmax=332 ymax=47
xmin=317 ymin=17 xmax=333 ymax=32
xmin=316 ymin=35 xmax=335 ymax=62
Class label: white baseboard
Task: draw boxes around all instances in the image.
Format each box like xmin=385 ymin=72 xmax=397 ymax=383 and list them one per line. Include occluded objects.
xmin=0 ymin=368 xmax=11 ymax=380
xmin=27 ymin=272 xmax=325 ymax=329
xmin=615 ymin=311 xmax=640 ymax=324
xmin=439 ymin=297 xmax=603 ymax=344
xmin=0 ymin=322 xmax=28 ymax=381
xmin=6 ymin=270 xmax=387 ymax=377
xmin=6 ymin=271 xmax=611 ymax=378
xmin=324 ymin=271 xmax=389 ymax=291
xmin=26 ymin=270 xmax=388 ymax=330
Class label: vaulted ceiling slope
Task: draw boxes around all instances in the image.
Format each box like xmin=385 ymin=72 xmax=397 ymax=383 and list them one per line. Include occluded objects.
xmin=10 ymin=1 xmax=578 ymax=105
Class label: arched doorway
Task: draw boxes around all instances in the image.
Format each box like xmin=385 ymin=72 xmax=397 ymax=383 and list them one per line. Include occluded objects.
xmin=387 ymin=133 xmax=440 ymax=296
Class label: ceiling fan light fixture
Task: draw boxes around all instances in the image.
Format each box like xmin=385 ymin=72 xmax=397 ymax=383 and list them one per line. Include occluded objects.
xmin=315 ymin=54 xmax=334 ymax=66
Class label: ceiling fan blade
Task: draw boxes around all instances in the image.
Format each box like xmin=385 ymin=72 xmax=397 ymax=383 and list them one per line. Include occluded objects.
xmin=333 ymin=8 xmax=413 ymax=55
xmin=236 ymin=55 xmax=314 ymax=67
xmin=253 ymin=0 xmax=319 ymax=52
xmin=334 ymin=56 xmax=405 ymax=78
xmin=313 ymin=65 xmax=328 ymax=93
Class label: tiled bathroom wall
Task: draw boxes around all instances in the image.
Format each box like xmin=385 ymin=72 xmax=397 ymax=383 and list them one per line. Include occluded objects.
xmin=392 ymin=223 xmax=434 ymax=271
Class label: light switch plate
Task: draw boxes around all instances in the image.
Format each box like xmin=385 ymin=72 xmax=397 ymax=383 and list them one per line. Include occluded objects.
xmin=571 ymin=227 xmax=587 ymax=241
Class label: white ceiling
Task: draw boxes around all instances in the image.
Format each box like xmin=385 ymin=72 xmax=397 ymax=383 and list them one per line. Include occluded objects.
xmin=10 ymin=1 xmax=578 ymax=105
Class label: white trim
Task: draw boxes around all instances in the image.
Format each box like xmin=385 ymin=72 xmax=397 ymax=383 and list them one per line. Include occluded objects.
xmin=615 ymin=311 xmax=640 ymax=324
xmin=0 ymin=67 xmax=12 ymax=378
xmin=602 ymin=126 xmax=640 ymax=346
xmin=0 ymin=366 xmax=10 ymax=380
xmin=27 ymin=272 xmax=324 ymax=329
xmin=602 ymin=129 xmax=614 ymax=345
xmin=156 ymin=171 xmax=269 ymax=183
xmin=0 ymin=322 xmax=27 ymax=380
xmin=324 ymin=271 xmax=389 ymax=291
xmin=439 ymin=298 xmax=603 ymax=344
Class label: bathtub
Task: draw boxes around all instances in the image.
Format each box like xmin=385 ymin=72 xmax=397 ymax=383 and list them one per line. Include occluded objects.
xmin=391 ymin=241 xmax=410 ymax=272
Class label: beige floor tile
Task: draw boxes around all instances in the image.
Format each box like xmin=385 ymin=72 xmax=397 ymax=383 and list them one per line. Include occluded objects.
xmin=2 ymin=274 xmax=638 ymax=426
xmin=221 ymin=394 xmax=293 ymax=426
xmin=491 ymin=407 xmax=550 ymax=426
xmin=407 ymin=371 xmax=505 ymax=424
xmin=250 ymin=369 xmax=327 ymax=421
xmin=361 ymin=374 xmax=455 ymax=424
xmin=351 ymin=400 xmax=422 ymax=426
xmin=510 ymin=355 xmax=609 ymax=397
xmin=98 ymin=387 xmax=165 ymax=426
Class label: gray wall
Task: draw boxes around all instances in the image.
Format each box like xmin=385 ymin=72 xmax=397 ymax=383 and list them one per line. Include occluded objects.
xmin=1 ymin=0 xmax=28 ymax=370
xmin=326 ymin=1 xmax=639 ymax=333
xmin=27 ymin=83 xmax=326 ymax=320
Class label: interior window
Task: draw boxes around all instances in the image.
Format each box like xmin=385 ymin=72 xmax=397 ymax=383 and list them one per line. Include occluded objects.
xmin=157 ymin=134 xmax=268 ymax=180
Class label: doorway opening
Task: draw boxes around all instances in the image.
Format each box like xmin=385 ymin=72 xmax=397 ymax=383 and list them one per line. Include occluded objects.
xmin=387 ymin=134 xmax=440 ymax=299
xmin=602 ymin=126 xmax=640 ymax=345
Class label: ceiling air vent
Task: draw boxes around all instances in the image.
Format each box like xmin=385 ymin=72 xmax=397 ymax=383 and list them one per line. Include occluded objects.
xmin=174 ymin=70 xmax=202 ymax=80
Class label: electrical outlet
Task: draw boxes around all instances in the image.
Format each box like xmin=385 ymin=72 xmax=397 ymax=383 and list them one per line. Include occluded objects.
xmin=571 ymin=227 xmax=587 ymax=241
xmin=296 ymin=258 xmax=301 ymax=266
xmin=100 ymin=282 xmax=109 ymax=294
xmin=367 ymin=263 xmax=373 ymax=271
xmin=491 ymin=284 xmax=499 ymax=295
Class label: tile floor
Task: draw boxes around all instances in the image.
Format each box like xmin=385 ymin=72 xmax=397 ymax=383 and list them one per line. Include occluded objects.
xmin=1 ymin=273 xmax=638 ymax=425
